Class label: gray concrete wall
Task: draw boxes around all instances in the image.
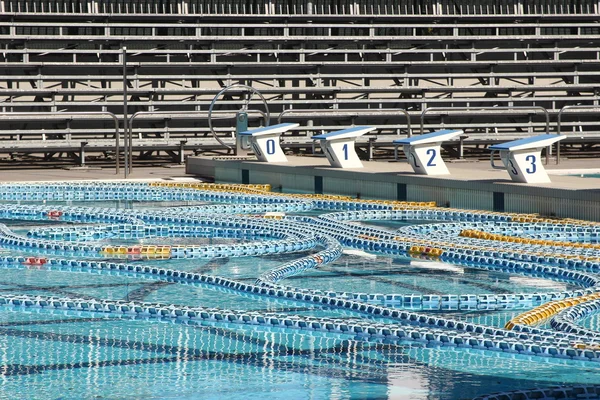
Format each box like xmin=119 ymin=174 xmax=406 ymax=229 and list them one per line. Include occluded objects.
xmin=187 ymin=156 xmax=600 ymax=221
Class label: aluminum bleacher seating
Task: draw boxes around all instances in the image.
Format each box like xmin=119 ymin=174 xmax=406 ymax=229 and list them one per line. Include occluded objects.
xmin=0 ymin=0 xmax=597 ymax=165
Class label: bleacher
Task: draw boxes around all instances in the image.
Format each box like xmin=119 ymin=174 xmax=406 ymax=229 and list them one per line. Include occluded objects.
xmin=0 ymin=0 xmax=598 ymax=165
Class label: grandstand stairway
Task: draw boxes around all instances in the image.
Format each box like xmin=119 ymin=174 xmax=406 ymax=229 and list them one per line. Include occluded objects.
xmin=0 ymin=0 xmax=598 ymax=167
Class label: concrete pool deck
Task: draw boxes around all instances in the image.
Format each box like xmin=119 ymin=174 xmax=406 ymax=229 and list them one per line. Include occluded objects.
xmin=0 ymin=156 xmax=597 ymax=220
xmin=0 ymin=165 xmax=199 ymax=182
xmin=187 ymin=155 xmax=600 ymax=221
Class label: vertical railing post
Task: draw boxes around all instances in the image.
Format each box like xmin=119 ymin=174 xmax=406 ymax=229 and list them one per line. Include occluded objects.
xmin=123 ymin=46 xmax=128 ymax=178
xmin=557 ymin=105 xmax=600 ymax=165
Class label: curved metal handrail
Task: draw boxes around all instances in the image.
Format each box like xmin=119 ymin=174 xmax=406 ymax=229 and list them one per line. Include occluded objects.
xmin=208 ymin=84 xmax=270 ymax=150
xmin=557 ymin=105 xmax=600 ymax=135
xmin=127 ymin=110 xmax=266 ymax=177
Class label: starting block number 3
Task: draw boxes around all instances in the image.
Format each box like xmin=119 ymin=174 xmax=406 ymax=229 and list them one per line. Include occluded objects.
xmin=508 ymin=154 xmax=537 ymax=177
xmin=489 ymin=134 xmax=565 ymax=184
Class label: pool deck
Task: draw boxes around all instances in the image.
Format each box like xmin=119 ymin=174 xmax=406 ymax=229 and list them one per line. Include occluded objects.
xmin=192 ymin=155 xmax=600 ymax=188
xmin=0 ymin=158 xmax=596 ymax=186
xmin=187 ymin=155 xmax=600 ymax=221
xmin=0 ymin=165 xmax=199 ymax=182
xmin=0 ymin=156 xmax=598 ymax=220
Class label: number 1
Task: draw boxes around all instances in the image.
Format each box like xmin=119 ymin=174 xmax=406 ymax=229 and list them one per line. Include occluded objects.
xmin=342 ymin=144 xmax=348 ymax=160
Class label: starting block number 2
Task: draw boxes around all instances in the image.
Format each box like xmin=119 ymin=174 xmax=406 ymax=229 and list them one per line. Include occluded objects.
xmin=411 ymin=149 xmax=437 ymax=168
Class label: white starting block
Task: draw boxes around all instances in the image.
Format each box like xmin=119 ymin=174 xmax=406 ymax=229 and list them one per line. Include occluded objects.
xmin=393 ymin=129 xmax=463 ymax=175
xmin=489 ymin=134 xmax=566 ymax=183
xmin=312 ymin=126 xmax=376 ymax=168
xmin=238 ymin=123 xmax=299 ymax=163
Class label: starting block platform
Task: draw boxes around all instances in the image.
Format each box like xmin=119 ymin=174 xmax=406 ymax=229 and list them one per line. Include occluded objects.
xmin=312 ymin=126 xmax=376 ymax=168
xmin=238 ymin=123 xmax=299 ymax=163
xmin=393 ymin=129 xmax=464 ymax=175
xmin=489 ymin=134 xmax=566 ymax=183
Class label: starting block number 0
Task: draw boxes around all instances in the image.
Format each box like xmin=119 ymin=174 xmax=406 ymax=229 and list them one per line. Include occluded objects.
xmin=266 ymin=139 xmax=276 ymax=155
xmin=509 ymin=155 xmax=537 ymax=176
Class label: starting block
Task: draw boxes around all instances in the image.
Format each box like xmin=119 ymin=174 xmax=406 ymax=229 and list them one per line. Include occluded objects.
xmin=489 ymin=134 xmax=566 ymax=183
xmin=312 ymin=126 xmax=376 ymax=168
xmin=393 ymin=129 xmax=463 ymax=175
xmin=238 ymin=123 xmax=299 ymax=163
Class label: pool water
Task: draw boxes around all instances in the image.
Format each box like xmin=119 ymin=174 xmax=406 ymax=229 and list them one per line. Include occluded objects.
xmin=570 ymin=173 xmax=600 ymax=178
xmin=0 ymin=184 xmax=599 ymax=400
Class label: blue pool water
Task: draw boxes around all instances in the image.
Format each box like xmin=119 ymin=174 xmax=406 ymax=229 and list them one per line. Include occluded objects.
xmin=0 ymin=183 xmax=599 ymax=400
xmin=570 ymin=173 xmax=600 ymax=178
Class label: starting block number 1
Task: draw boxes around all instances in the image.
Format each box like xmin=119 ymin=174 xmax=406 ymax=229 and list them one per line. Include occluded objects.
xmin=342 ymin=144 xmax=348 ymax=160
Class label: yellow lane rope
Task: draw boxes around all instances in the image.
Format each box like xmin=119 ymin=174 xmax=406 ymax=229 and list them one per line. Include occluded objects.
xmin=505 ymin=292 xmax=600 ymax=330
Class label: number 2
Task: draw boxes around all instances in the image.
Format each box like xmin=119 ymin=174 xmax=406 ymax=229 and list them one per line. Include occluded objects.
xmin=426 ymin=149 xmax=436 ymax=167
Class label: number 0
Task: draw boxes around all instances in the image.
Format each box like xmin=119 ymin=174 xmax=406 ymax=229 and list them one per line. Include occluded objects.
xmin=266 ymin=139 xmax=276 ymax=155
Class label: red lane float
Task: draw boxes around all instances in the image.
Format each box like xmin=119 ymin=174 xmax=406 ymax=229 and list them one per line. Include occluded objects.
xmin=22 ymin=257 xmax=47 ymax=266
xmin=47 ymin=210 xmax=63 ymax=218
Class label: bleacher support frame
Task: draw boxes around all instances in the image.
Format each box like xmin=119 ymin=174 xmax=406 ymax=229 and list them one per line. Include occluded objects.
xmin=0 ymin=0 xmax=598 ymax=167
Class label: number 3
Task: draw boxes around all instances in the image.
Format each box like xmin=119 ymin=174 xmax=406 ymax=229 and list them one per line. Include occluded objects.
xmin=525 ymin=155 xmax=536 ymax=174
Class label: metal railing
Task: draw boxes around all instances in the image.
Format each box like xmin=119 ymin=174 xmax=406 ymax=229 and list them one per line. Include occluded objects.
xmin=278 ymin=108 xmax=412 ymax=137
xmin=4 ymin=1 xmax=597 ymax=16
xmin=420 ymin=106 xmax=553 ymax=164
xmin=420 ymin=106 xmax=550 ymax=135
xmin=126 ymin=109 xmax=267 ymax=177
xmin=556 ymin=105 xmax=600 ymax=164
xmin=0 ymin=111 xmax=120 ymax=173
xmin=208 ymin=84 xmax=270 ymax=151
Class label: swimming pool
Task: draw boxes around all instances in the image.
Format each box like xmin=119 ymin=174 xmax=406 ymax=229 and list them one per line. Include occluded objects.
xmin=0 ymin=181 xmax=599 ymax=399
